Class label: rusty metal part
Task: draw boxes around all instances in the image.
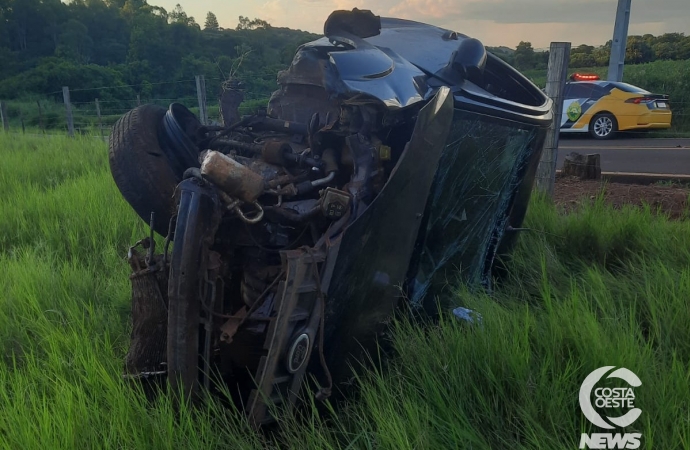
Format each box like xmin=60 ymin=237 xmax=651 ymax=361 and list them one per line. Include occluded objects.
xmin=304 ymin=246 xmax=333 ymax=402
xmin=216 ymin=190 xmax=264 ymax=224
xmin=261 ymin=141 xmax=291 ymax=166
xmin=343 ymin=133 xmax=377 ymax=210
xmin=267 ymin=174 xmax=303 ymax=189
xmin=234 ymin=202 xmax=264 ymax=224
xmin=127 ymin=238 xmax=151 ymax=272
xmin=125 ymin=246 xmax=169 ymax=378
xmin=246 ymin=249 xmax=326 ymax=427
xmin=234 ymin=155 xmax=284 ymax=182
xmin=242 ymin=265 xmax=283 ymax=307
xmin=220 ymin=82 xmax=244 ymax=127
xmin=219 ymin=307 xmax=248 ymax=344
xmin=247 ymin=116 xmax=309 ymax=135
xmin=217 ymin=270 xmax=285 ymax=344
xmin=266 ymin=184 xmax=298 ymax=197
xmin=217 ymin=139 xmax=324 ymax=170
xmin=200 ymin=151 xmax=265 ymax=203
xmin=214 ymin=139 xmax=262 ymax=155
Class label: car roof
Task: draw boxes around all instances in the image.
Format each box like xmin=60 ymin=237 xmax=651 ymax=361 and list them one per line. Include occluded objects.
xmin=567 ymin=80 xmax=652 ymax=94
xmin=567 ymin=81 xmax=607 ymax=85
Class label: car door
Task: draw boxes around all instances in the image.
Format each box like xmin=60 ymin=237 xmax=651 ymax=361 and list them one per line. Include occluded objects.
xmin=561 ymin=83 xmax=597 ymax=130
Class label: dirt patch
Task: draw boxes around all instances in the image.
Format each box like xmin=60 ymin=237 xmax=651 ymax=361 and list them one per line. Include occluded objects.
xmin=554 ymin=176 xmax=690 ymax=219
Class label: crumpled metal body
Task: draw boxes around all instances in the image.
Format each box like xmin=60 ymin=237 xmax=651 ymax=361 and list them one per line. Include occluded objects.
xmin=120 ymin=10 xmax=555 ymax=424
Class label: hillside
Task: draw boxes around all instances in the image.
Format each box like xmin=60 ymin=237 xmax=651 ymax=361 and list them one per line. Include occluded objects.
xmin=0 ymin=0 xmax=318 ymax=105
xmin=1 ymin=1 xmax=689 ymax=133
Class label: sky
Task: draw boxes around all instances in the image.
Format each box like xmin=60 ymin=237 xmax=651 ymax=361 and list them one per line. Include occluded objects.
xmin=149 ymin=0 xmax=689 ymax=49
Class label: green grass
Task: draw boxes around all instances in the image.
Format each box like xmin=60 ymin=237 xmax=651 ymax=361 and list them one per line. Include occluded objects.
xmin=523 ymin=59 xmax=690 ymax=135
xmin=1 ymin=133 xmax=689 ymax=449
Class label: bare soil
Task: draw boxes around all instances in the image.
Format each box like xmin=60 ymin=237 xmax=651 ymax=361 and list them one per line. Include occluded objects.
xmin=553 ymin=176 xmax=690 ymax=219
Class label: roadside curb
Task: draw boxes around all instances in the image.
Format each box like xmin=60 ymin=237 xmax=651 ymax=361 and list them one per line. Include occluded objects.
xmin=556 ymin=170 xmax=690 ymax=185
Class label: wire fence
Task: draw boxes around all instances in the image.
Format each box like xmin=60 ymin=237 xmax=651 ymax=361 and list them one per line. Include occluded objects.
xmin=0 ymin=75 xmax=688 ymax=139
xmin=0 ymin=75 xmax=272 ymax=138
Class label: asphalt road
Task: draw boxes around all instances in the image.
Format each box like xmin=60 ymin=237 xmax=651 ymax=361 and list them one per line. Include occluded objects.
xmin=557 ymin=137 xmax=690 ymax=174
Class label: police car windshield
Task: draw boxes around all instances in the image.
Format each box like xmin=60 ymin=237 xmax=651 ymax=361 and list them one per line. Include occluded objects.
xmin=610 ymin=82 xmax=651 ymax=94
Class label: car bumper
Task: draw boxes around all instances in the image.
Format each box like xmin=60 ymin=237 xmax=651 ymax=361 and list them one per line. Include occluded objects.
xmin=622 ymin=111 xmax=673 ymax=130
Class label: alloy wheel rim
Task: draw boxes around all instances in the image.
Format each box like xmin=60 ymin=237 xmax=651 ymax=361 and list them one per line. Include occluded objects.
xmin=594 ymin=117 xmax=613 ymax=137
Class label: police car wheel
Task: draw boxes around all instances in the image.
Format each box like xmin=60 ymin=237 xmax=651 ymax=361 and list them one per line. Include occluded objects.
xmin=589 ymin=113 xmax=617 ymax=140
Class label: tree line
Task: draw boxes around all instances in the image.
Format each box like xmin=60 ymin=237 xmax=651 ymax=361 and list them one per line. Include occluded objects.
xmin=0 ymin=0 xmax=317 ymax=107
xmin=1 ymin=0 xmax=688 ymax=107
xmin=491 ymin=33 xmax=690 ymax=71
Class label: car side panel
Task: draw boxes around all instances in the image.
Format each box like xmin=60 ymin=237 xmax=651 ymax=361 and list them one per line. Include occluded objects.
xmin=573 ymin=88 xmax=672 ymax=132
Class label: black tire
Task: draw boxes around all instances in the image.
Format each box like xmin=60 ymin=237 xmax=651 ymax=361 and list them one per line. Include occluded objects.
xmin=108 ymin=104 xmax=180 ymax=236
xmin=589 ymin=112 xmax=618 ymax=140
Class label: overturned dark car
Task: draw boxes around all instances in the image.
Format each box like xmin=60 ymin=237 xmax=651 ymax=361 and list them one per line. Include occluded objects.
xmin=109 ymin=9 xmax=552 ymax=427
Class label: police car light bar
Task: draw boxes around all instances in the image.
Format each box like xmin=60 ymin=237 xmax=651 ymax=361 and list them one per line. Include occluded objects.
xmin=570 ymin=73 xmax=600 ymax=81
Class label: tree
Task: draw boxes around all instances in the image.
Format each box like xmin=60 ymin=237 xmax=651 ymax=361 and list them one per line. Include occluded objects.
xmin=0 ymin=0 xmax=314 ymax=104
xmin=592 ymin=44 xmax=610 ymax=67
xmin=652 ymin=42 xmax=676 ymax=61
xmin=626 ymin=36 xmax=654 ymax=64
xmin=570 ymin=53 xmax=595 ymax=68
xmin=169 ymin=4 xmax=196 ymax=27
xmin=236 ymin=16 xmax=270 ymax=31
xmin=236 ymin=15 xmax=250 ymax=30
xmin=514 ymin=41 xmax=535 ymax=70
xmin=204 ymin=11 xmax=219 ymax=31
xmin=56 ymin=18 xmax=93 ymax=63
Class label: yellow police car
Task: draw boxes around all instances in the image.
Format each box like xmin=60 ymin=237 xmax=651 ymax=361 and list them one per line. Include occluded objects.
xmin=560 ymin=73 xmax=672 ymax=139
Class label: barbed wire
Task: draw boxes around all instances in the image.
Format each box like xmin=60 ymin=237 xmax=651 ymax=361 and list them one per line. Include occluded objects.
xmin=40 ymin=72 xmax=287 ymax=97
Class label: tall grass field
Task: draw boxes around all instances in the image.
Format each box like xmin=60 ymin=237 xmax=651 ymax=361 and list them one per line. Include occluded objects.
xmin=1 ymin=133 xmax=689 ymax=449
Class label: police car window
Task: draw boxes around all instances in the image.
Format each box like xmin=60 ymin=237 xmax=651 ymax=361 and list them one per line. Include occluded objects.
xmin=611 ymin=82 xmax=650 ymax=94
xmin=567 ymin=84 xmax=596 ymax=98
xmin=593 ymin=85 xmax=611 ymax=97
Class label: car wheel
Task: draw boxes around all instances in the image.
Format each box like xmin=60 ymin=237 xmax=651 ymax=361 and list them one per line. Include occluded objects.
xmin=108 ymin=104 xmax=181 ymax=236
xmin=589 ymin=113 xmax=617 ymax=140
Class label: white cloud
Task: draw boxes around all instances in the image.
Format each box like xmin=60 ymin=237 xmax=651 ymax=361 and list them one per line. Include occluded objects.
xmin=148 ymin=0 xmax=690 ymax=47
xmin=388 ymin=0 xmax=462 ymax=20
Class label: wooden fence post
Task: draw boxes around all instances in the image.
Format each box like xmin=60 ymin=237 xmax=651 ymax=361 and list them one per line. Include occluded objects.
xmin=0 ymin=101 xmax=8 ymax=132
xmin=535 ymin=42 xmax=571 ymax=197
xmin=95 ymin=98 xmax=104 ymax=140
xmin=195 ymin=75 xmax=208 ymax=126
xmin=63 ymin=86 xmax=75 ymax=137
